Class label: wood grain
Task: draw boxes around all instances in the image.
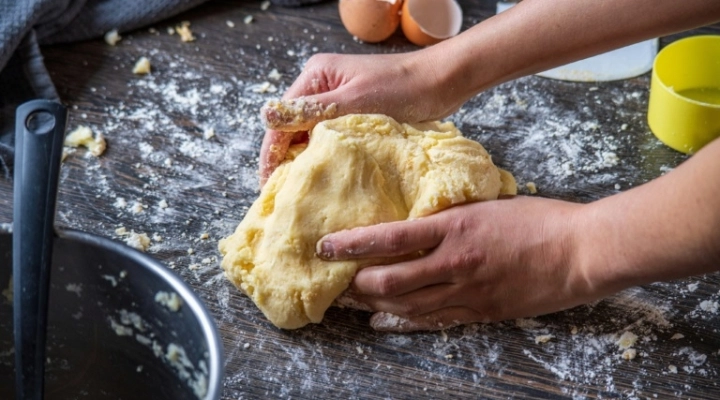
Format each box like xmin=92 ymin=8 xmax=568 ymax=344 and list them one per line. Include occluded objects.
xmin=1 ymin=1 xmax=719 ymax=399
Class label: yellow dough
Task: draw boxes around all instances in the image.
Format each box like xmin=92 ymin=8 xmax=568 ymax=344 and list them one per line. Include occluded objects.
xmin=219 ymin=114 xmax=516 ymax=329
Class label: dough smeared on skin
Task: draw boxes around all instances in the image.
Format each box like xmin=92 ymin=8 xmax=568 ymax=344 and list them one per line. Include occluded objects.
xmin=261 ymin=98 xmax=338 ymax=132
xmin=219 ymin=114 xmax=516 ymax=329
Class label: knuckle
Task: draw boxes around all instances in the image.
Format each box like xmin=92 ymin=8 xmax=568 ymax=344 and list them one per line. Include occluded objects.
xmin=442 ymin=251 xmax=479 ymax=276
xmin=450 ymin=214 xmax=472 ymax=235
xmin=399 ymin=299 xmax=422 ymax=317
xmin=374 ymin=273 xmax=400 ymax=297
xmin=305 ymin=53 xmax=333 ymax=70
xmin=384 ymin=229 xmax=409 ymax=255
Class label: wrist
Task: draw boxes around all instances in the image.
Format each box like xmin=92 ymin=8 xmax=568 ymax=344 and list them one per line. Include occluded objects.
xmin=563 ymin=202 xmax=631 ymax=304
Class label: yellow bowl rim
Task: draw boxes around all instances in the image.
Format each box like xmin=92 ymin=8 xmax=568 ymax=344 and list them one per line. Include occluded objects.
xmin=652 ymin=35 xmax=720 ymax=109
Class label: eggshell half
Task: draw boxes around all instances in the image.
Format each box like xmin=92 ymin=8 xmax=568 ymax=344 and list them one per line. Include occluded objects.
xmin=401 ymin=0 xmax=462 ymax=46
xmin=339 ymin=0 xmax=403 ymax=43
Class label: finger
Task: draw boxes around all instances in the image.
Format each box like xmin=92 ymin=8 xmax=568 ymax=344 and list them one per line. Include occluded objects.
xmin=261 ymin=98 xmax=338 ymax=132
xmin=316 ymin=218 xmax=444 ymax=261
xmin=351 ymin=250 xmax=456 ymax=297
xmin=350 ymin=283 xmax=459 ymax=316
xmin=369 ymin=308 xmax=487 ymax=333
xmin=258 ymin=129 xmax=298 ymax=186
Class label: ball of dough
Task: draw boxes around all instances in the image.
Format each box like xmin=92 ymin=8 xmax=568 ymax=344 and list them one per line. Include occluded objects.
xmin=219 ymin=114 xmax=516 ymax=329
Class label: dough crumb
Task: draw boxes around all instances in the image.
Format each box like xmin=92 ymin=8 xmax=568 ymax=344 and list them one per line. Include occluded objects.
xmin=200 ymin=233 xmax=209 ymax=240
xmin=131 ymin=201 xmax=146 ymax=214
xmin=125 ymin=232 xmax=151 ymax=252
xmin=176 ymin=21 xmax=195 ymax=42
xmin=64 ymin=125 xmax=107 ymax=156
xmin=671 ymin=333 xmax=685 ymax=340
xmin=268 ymin=68 xmax=282 ymax=81
xmin=115 ymin=226 xmax=128 ymax=236
xmin=570 ymin=326 xmax=578 ymax=335
xmin=622 ymin=348 xmax=637 ymax=360
xmin=132 ymin=57 xmax=152 ymax=75
xmin=158 ymin=199 xmax=169 ymax=209
xmin=104 ymin=29 xmax=122 ymax=46
xmin=526 ymin=182 xmax=538 ymax=194
xmin=616 ymin=331 xmax=638 ymax=350
xmin=155 ymin=291 xmax=183 ymax=312
xmin=535 ymin=334 xmax=554 ymax=344
xmin=65 ymin=283 xmax=82 ymax=297
xmin=203 ymin=127 xmax=215 ymax=140
xmin=252 ymin=81 xmax=278 ymax=94
xmin=668 ymin=365 xmax=678 ymax=374
xmin=109 ymin=317 xmax=133 ymax=336
xmin=102 ymin=275 xmax=118 ymax=287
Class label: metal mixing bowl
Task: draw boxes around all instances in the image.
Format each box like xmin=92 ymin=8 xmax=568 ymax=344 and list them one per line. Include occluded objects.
xmin=0 ymin=228 xmax=223 ymax=399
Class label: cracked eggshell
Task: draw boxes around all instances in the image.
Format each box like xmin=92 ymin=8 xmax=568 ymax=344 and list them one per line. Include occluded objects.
xmin=339 ymin=0 xmax=402 ymax=43
xmin=401 ymin=0 xmax=462 ymax=46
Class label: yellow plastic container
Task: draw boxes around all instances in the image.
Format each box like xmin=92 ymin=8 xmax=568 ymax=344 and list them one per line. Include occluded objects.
xmin=647 ymin=35 xmax=720 ymax=154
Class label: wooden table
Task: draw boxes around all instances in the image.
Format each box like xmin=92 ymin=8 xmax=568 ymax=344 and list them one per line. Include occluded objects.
xmin=2 ymin=1 xmax=720 ymax=398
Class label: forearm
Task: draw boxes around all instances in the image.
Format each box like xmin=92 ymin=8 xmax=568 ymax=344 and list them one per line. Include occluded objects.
xmin=573 ymin=138 xmax=720 ymax=297
xmin=422 ymin=0 xmax=720 ymax=102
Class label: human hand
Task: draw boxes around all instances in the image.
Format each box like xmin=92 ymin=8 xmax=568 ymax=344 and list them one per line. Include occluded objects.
xmin=316 ymin=196 xmax=596 ymax=332
xmin=259 ymin=50 xmax=468 ymax=185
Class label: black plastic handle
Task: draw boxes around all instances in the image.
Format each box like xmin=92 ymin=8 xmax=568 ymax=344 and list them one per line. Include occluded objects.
xmin=13 ymin=100 xmax=67 ymax=400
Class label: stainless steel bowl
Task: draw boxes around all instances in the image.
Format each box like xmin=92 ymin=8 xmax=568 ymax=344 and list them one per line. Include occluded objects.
xmin=0 ymin=228 xmax=224 ymax=399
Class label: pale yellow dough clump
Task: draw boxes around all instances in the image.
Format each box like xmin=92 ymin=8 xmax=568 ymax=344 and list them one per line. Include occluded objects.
xmin=219 ymin=114 xmax=516 ymax=329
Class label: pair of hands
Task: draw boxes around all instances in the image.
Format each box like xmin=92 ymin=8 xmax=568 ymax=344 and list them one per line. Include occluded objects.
xmin=258 ymin=52 xmax=592 ymax=332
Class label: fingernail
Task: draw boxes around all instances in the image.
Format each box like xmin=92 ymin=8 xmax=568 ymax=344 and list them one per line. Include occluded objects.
xmin=316 ymin=237 xmax=335 ymax=260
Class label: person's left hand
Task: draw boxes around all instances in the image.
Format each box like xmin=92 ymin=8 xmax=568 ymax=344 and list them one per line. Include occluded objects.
xmin=316 ymin=196 xmax=596 ymax=332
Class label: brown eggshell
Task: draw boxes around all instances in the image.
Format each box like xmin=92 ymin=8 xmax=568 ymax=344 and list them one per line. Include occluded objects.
xmin=401 ymin=0 xmax=462 ymax=46
xmin=338 ymin=0 xmax=402 ymax=43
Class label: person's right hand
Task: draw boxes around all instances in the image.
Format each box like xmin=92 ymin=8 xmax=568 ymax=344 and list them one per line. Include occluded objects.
xmin=259 ymin=50 xmax=470 ymax=185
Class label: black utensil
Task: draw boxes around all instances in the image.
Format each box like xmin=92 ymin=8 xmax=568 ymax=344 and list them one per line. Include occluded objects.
xmin=13 ymin=100 xmax=67 ymax=400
